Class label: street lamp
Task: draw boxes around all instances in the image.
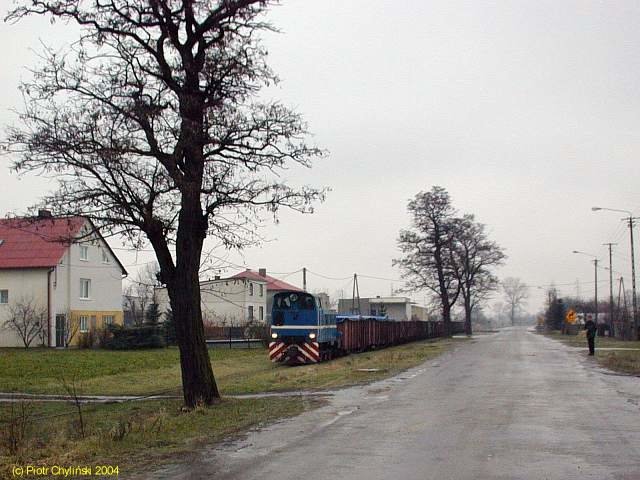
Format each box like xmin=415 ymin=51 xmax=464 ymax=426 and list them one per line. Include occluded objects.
xmin=592 ymin=206 xmax=638 ymax=339
xmin=573 ymin=250 xmax=599 ymax=324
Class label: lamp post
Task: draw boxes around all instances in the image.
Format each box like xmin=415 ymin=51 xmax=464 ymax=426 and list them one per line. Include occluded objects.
xmin=592 ymin=207 xmax=638 ymax=339
xmin=603 ymin=243 xmax=617 ymax=337
xmin=573 ymin=250 xmax=599 ymax=324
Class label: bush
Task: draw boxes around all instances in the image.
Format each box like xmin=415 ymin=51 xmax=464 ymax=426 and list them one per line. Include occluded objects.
xmin=96 ymin=327 xmax=113 ymax=348
xmin=144 ymin=303 xmax=161 ymax=326
xmin=104 ymin=325 xmax=166 ymax=350
xmin=0 ymin=401 xmax=32 ymax=456
xmin=163 ymin=310 xmax=177 ymax=346
xmin=78 ymin=330 xmax=96 ymax=349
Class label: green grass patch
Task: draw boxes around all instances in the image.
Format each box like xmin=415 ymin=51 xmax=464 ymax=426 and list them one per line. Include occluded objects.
xmin=544 ymin=330 xmax=640 ymax=375
xmin=0 ymin=338 xmax=462 ymax=396
xmin=0 ymin=396 xmax=316 ymax=478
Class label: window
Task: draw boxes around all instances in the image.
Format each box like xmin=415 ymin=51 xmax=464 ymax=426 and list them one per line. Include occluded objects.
xmin=101 ymin=249 xmax=110 ymax=264
xmin=79 ymin=315 xmax=89 ymax=333
xmin=259 ymin=306 xmax=264 ymax=321
xmin=249 ymin=283 xmax=254 ymax=296
xmin=80 ymin=245 xmax=89 ymax=261
xmin=80 ymin=278 xmax=91 ymax=299
xmin=0 ymin=290 xmax=7 ymax=304
xmin=248 ymin=305 xmax=254 ymax=321
xmin=103 ymin=315 xmax=114 ymax=326
xmin=259 ymin=284 xmax=264 ymax=297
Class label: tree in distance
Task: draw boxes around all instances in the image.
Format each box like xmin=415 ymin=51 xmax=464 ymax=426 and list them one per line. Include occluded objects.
xmin=450 ymin=215 xmax=506 ymax=335
xmin=4 ymin=1 xmax=325 ymax=407
xmin=394 ymin=187 xmax=505 ymax=336
xmin=394 ymin=186 xmax=461 ymax=337
xmin=502 ymin=277 xmax=529 ymax=326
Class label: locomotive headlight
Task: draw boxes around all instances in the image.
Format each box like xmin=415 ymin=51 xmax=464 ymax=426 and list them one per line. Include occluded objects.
xmin=309 ymin=332 xmax=317 ymax=339
xmin=271 ymin=332 xmax=278 ymax=339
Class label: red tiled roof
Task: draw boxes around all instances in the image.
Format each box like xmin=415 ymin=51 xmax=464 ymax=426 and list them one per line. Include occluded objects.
xmin=0 ymin=217 xmax=86 ymax=268
xmin=230 ymin=269 xmax=303 ymax=292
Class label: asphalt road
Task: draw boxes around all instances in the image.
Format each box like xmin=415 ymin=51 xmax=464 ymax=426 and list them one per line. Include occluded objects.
xmin=149 ymin=328 xmax=640 ymax=480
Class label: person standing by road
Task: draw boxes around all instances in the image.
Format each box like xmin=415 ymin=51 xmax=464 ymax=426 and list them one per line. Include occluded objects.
xmin=584 ymin=315 xmax=597 ymax=356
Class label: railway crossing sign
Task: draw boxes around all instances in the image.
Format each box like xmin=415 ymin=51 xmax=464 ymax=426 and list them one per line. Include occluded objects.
xmin=565 ymin=309 xmax=577 ymax=324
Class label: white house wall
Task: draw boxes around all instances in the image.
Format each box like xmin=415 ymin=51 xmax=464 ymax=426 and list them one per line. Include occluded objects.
xmin=67 ymin=224 xmax=124 ymax=312
xmin=156 ymin=278 xmax=267 ymax=326
xmin=0 ymin=268 xmax=49 ymax=347
xmin=52 ymin=226 xmax=124 ymax=346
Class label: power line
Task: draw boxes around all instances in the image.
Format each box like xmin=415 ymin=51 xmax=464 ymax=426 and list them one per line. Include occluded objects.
xmin=306 ymin=270 xmax=352 ymax=281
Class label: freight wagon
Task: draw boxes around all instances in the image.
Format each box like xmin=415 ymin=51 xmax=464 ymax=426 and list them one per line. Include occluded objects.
xmin=268 ymin=290 xmax=444 ymax=365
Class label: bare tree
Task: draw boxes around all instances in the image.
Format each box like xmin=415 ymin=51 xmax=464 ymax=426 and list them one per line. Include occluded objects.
xmin=502 ymin=277 xmax=529 ymax=326
xmin=60 ymin=374 xmax=86 ymax=439
xmin=124 ymin=262 xmax=161 ymax=326
xmin=2 ymin=296 xmax=47 ymax=348
xmin=450 ymin=215 xmax=506 ymax=335
xmin=394 ymin=186 xmax=461 ymax=336
xmin=63 ymin=314 xmax=80 ymax=348
xmin=5 ymin=1 xmax=324 ymax=407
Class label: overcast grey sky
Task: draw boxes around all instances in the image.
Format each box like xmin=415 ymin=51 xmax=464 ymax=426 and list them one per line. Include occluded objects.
xmin=2 ymin=1 xmax=640 ymax=314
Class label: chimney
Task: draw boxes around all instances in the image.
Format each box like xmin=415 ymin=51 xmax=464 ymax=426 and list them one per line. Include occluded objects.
xmin=259 ymin=268 xmax=267 ymax=277
xmin=38 ymin=209 xmax=53 ymax=218
xmin=214 ymin=275 xmax=221 ymax=280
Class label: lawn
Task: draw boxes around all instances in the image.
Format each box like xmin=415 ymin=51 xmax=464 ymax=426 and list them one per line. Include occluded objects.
xmin=0 ymin=338 xmax=463 ymax=396
xmin=0 ymin=338 xmax=464 ymax=476
xmin=544 ymin=331 xmax=640 ymax=375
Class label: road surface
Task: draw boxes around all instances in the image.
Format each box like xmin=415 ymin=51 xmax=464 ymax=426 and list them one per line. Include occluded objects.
xmin=148 ymin=328 xmax=640 ymax=480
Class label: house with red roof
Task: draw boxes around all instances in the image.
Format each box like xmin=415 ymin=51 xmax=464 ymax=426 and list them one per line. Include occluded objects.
xmin=0 ymin=211 xmax=127 ymax=347
xmin=230 ymin=269 xmax=303 ymax=322
xmin=155 ymin=268 xmax=302 ymax=327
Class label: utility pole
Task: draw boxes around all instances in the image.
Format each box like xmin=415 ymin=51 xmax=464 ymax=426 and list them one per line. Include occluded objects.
xmin=592 ymin=208 xmax=638 ymax=339
xmin=302 ymin=267 xmax=307 ymax=292
xmin=627 ymin=217 xmax=638 ymax=339
xmin=603 ymin=243 xmax=616 ymax=337
xmin=351 ymin=274 xmax=361 ymax=315
xmin=593 ymin=259 xmax=598 ymax=325
xmin=618 ymin=277 xmax=628 ymax=338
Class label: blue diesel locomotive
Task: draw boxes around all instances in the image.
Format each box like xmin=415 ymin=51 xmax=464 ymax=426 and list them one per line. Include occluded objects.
xmin=268 ymin=290 xmax=390 ymax=364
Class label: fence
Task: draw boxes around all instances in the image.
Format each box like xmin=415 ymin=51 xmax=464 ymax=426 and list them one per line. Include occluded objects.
xmin=204 ymin=324 xmax=269 ymax=349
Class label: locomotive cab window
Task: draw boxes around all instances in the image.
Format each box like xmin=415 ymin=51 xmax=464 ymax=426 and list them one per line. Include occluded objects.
xmin=275 ymin=295 xmax=292 ymax=309
xmin=302 ymin=295 xmax=315 ymax=310
xmin=273 ymin=292 xmax=317 ymax=312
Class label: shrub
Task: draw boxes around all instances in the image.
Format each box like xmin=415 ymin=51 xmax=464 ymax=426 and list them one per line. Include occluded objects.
xmin=163 ymin=310 xmax=177 ymax=346
xmin=0 ymin=401 xmax=32 ymax=456
xmin=104 ymin=325 xmax=166 ymax=350
xmin=78 ymin=330 xmax=96 ymax=349
xmin=96 ymin=327 xmax=113 ymax=348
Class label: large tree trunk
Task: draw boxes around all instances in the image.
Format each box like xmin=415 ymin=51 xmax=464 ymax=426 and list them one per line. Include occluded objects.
xmin=166 ymin=189 xmax=220 ymax=407
xmin=464 ymin=297 xmax=473 ymax=336
xmin=169 ymin=278 xmax=220 ymax=407
xmin=442 ymin=300 xmax=452 ymax=337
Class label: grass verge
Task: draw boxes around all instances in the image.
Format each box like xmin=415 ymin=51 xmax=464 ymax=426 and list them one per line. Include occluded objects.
xmin=0 ymin=396 xmax=317 ymax=479
xmin=0 ymin=337 xmax=465 ymax=476
xmin=543 ymin=330 xmax=640 ymax=375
